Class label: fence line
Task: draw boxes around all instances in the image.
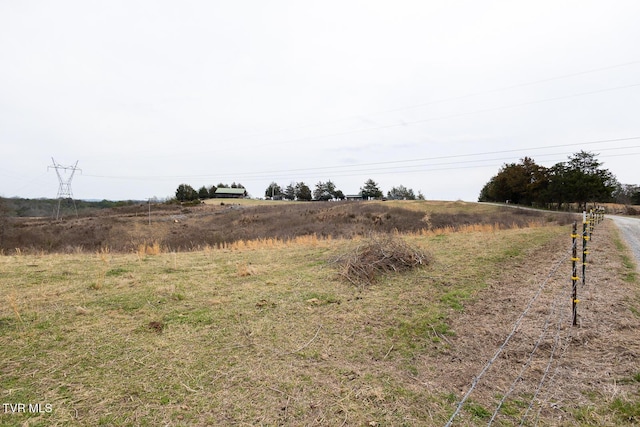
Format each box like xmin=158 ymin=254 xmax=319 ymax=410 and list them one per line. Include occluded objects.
xmin=487 ymin=282 xmax=561 ymax=426
xmin=444 ymin=247 xmax=572 ymax=427
xmin=445 ymin=208 xmax=604 ymax=426
xmin=530 ymin=308 xmax=575 ymax=426
xmin=521 ymin=286 xmax=574 ymax=426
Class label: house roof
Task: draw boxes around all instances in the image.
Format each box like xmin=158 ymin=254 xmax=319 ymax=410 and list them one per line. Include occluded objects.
xmin=214 ymin=187 xmax=246 ymax=195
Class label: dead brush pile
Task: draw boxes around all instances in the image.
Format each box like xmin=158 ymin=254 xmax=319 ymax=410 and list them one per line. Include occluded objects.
xmin=333 ymin=234 xmax=431 ymax=286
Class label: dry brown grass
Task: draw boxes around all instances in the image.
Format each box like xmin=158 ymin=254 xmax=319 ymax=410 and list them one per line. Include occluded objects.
xmin=236 ymin=262 xmax=257 ymax=277
xmin=224 ymin=233 xmax=330 ymax=251
xmin=2 ymin=200 xmax=575 ymax=253
xmin=7 ymin=293 xmax=23 ymax=324
xmin=136 ymin=241 xmax=163 ymax=257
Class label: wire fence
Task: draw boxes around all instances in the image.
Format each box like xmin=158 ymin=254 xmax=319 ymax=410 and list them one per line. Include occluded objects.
xmin=444 ymin=208 xmax=606 ymax=427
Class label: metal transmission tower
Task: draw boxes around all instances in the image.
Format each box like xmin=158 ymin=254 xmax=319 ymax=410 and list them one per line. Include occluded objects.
xmin=48 ymin=158 xmax=81 ymax=219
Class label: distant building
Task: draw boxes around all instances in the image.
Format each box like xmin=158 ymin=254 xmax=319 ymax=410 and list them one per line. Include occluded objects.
xmin=214 ymin=188 xmax=246 ymax=198
xmin=345 ymin=194 xmax=363 ymax=200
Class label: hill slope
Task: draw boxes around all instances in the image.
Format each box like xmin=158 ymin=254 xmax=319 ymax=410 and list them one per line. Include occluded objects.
xmin=2 ymin=200 xmax=573 ymax=253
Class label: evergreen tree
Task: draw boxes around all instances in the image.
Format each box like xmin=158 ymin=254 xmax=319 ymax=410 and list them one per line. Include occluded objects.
xmin=360 ymin=179 xmax=383 ymax=199
xmin=198 ymin=186 xmax=210 ymax=199
xmin=313 ymin=181 xmax=342 ymax=201
xmin=295 ymin=182 xmax=312 ymax=201
xmin=175 ymin=184 xmax=198 ymax=202
xmin=387 ymin=185 xmax=416 ymax=200
xmin=564 ymin=151 xmax=616 ymax=210
xmin=283 ymin=183 xmax=296 ymax=200
xmin=265 ymin=182 xmax=282 ymax=199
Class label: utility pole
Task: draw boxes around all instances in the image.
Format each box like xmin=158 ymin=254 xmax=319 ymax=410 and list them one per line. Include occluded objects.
xmin=48 ymin=158 xmax=81 ymax=220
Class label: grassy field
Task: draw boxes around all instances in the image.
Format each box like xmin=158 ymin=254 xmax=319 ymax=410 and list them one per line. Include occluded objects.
xmin=1 ymin=202 xmax=638 ymax=426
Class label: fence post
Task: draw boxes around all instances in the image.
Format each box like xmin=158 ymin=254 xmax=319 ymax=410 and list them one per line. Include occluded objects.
xmin=582 ymin=212 xmax=589 ymax=287
xmin=598 ymin=207 xmax=602 ymax=224
xmin=571 ymin=221 xmax=579 ymax=326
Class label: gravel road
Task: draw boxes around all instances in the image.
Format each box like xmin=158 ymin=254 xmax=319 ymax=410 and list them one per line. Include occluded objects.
xmin=610 ymin=215 xmax=640 ymax=271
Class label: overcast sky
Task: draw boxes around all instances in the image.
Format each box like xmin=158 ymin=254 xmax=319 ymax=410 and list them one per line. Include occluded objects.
xmin=1 ymin=1 xmax=639 ymax=202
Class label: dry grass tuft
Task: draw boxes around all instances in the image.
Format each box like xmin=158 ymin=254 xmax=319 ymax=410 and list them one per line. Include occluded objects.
xmin=237 ymin=262 xmax=257 ymax=277
xmin=93 ymin=249 xmax=110 ymax=290
xmin=334 ymin=234 xmax=431 ymax=286
xmin=225 ymin=233 xmax=329 ymax=251
xmin=412 ymin=221 xmax=551 ymax=237
xmin=136 ymin=241 xmax=163 ymax=258
xmin=75 ymin=306 xmax=91 ymax=315
xmin=7 ymin=293 xmax=23 ymax=324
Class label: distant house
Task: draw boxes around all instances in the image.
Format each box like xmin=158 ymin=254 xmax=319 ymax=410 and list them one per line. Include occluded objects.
xmin=345 ymin=194 xmax=363 ymax=200
xmin=214 ymin=188 xmax=246 ymax=198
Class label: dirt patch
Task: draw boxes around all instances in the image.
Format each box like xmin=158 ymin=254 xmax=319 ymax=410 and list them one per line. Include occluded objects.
xmin=420 ymin=220 xmax=640 ymax=425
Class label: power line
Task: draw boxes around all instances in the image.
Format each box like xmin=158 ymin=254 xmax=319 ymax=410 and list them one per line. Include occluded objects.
xmin=222 ymin=60 xmax=640 ymax=141
xmin=81 ymin=137 xmax=640 ymax=182
xmin=246 ymin=83 xmax=640 ymax=150
xmin=80 ymin=152 xmax=640 ymax=184
xmin=87 ymin=60 xmax=640 ymax=158
xmin=365 ymin=61 xmax=640 ymax=118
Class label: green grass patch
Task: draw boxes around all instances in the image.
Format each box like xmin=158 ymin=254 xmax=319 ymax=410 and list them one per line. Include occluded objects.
xmin=465 ymin=401 xmax=492 ymax=419
xmin=610 ymin=398 xmax=640 ymax=423
xmin=615 ymin=371 xmax=640 ymax=385
xmin=0 ymin=316 xmax=18 ymax=331
xmin=163 ymin=308 xmax=216 ymax=326
xmin=440 ymin=289 xmax=471 ymax=311
xmin=94 ymin=292 xmax=151 ymax=312
xmin=105 ymin=267 xmax=130 ymax=276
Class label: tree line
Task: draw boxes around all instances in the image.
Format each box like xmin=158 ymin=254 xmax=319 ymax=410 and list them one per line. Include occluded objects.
xmin=264 ymin=179 xmax=425 ymax=201
xmin=0 ymin=197 xmax=140 ymax=218
xmin=478 ymin=151 xmax=640 ymax=209
xmin=174 ymin=179 xmax=425 ymax=202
